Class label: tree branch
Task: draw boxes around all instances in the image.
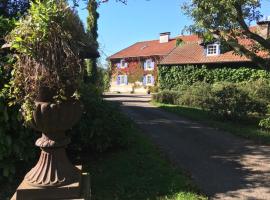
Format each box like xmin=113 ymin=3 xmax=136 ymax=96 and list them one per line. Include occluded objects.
xmin=234 ymin=3 xmax=270 ymax=51
xmin=223 ymin=33 xmax=269 ymax=69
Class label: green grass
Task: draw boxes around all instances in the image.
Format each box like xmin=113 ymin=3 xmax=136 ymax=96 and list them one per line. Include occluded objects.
xmin=1 ymin=129 xmax=206 ymax=200
xmin=152 ymin=101 xmax=270 ymax=144
xmin=84 ymin=130 xmax=207 ymax=200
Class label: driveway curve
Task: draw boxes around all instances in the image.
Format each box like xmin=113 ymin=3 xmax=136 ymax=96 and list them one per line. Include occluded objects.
xmin=105 ymin=93 xmax=270 ymax=200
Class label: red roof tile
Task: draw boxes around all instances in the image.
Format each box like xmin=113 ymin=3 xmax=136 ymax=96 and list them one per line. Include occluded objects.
xmin=108 ymin=35 xmax=200 ymax=60
xmin=160 ymin=43 xmax=252 ymax=65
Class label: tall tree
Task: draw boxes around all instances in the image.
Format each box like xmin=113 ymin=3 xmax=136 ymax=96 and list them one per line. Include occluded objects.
xmin=182 ymin=0 xmax=270 ymax=69
xmin=85 ymin=0 xmax=100 ymax=84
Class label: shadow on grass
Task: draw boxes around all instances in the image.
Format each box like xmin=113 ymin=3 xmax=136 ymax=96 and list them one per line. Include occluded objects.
xmin=71 ymin=132 xmax=206 ymax=200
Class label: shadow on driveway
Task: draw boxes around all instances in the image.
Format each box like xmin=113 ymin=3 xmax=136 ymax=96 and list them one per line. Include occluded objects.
xmin=105 ymin=93 xmax=270 ymax=200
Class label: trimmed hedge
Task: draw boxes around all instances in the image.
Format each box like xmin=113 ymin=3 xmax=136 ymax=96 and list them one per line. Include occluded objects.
xmin=158 ymin=65 xmax=270 ymax=90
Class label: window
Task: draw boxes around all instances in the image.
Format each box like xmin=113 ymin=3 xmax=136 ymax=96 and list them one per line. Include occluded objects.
xmin=206 ymin=44 xmax=220 ymax=56
xmin=117 ymin=75 xmax=128 ymax=85
xmin=144 ymin=74 xmax=154 ymax=85
xmin=144 ymin=59 xmax=154 ymax=70
xmin=120 ymin=59 xmax=127 ymax=68
xmin=146 ymin=75 xmax=152 ymax=84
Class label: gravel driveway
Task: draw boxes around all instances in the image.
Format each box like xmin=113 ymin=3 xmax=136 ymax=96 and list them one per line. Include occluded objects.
xmin=105 ymin=93 xmax=270 ymax=200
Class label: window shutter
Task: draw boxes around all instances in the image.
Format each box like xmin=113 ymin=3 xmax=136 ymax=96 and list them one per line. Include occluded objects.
xmin=151 ymin=76 xmax=155 ymax=85
xmin=151 ymin=61 xmax=155 ymax=70
xmin=117 ymin=76 xmax=120 ymax=85
xmin=143 ymin=61 xmax=147 ymax=70
xmin=125 ymin=75 xmax=128 ymax=85
xmin=143 ymin=76 xmax=146 ymax=85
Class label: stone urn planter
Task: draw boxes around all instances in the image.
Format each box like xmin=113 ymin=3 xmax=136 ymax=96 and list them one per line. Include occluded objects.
xmin=24 ymin=100 xmax=83 ymax=187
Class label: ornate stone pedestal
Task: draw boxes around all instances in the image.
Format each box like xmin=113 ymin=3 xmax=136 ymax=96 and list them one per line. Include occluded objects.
xmin=11 ymin=166 xmax=91 ymax=200
xmin=11 ymin=101 xmax=88 ymax=200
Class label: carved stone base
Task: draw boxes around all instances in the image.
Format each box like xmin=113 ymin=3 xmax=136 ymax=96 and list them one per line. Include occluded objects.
xmin=24 ymin=147 xmax=79 ymax=187
xmin=11 ymin=166 xmax=91 ymax=200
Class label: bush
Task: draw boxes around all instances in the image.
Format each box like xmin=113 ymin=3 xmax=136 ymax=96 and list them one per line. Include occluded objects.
xmin=177 ymin=82 xmax=212 ymax=108
xmin=259 ymin=117 xmax=270 ymax=131
xmin=240 ymin=79 xmax=270 ymax=104
xmin=152 ymin=90 xmax=181 ymax=104
xmin=0 ymin=86 xmax=36 ymax=182
xmin=69 ymin=84 xmax=132 ymax=153
xmin=205 ymin=83 xmax=267 ymax=120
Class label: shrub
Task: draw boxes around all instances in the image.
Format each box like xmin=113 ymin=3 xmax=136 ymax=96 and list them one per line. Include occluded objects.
xmin=177 ymin=82 xmax=212 ymax=108
xmin=0 ymin=86 xmax=36 ymax=182
xmin=205 ymin=83 xmax=267 ymax=120
xmin=152 ymin=90 xmax=181 ymax=104
xmin=240 ymin=79 xmax=270 ymax=104
xmin=259 ymin=117 xmax=270 ymax=131
xmin=69 ymin=84 xmax=132 ymax=153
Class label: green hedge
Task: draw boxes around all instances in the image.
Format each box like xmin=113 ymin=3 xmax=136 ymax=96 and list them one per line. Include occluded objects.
xmin=152 ymin=81 xmax=268 ymax=121
xmin=158 ymin=65 xmax=270 ymax=90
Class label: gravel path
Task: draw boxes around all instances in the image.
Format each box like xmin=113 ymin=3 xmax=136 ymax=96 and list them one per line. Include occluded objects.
xmin=105 ymin=93 xmax=270 ymax=200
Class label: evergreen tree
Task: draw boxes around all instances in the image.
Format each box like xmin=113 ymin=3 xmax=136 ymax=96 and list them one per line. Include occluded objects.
xmin=86 ymin=0 xmax=99 ymax=84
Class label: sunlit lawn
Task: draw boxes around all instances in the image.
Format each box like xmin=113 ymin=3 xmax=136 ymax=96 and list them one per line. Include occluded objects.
xmin=153 ymin=102 xmax=270 ymax=144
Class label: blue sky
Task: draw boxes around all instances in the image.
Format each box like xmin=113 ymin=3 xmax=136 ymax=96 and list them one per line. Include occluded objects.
xmin=73 ymin=0 xmax=270 ymax=64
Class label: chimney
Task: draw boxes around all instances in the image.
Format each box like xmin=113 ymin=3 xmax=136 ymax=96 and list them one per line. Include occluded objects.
xmin=257 ymin=16 xmax=270 ymax=39
xmin=159 ymin=32 xmax=171 ymax=43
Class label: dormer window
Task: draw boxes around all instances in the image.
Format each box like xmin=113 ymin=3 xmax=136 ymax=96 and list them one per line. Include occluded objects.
xmin=120 ymin=59 xmax=128 ymax=68
xmin=206 ymin=44 xmax=220 ymax=56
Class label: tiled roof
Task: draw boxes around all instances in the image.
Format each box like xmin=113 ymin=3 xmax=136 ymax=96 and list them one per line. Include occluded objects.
xmin=160 ymin=43 xmax=252 ymax=65
xmin=108 ymin=35 xmax=200 ymax=60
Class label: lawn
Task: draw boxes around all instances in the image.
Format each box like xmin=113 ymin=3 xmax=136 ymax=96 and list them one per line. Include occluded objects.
xmin=83 ymin=129 xmax=207 ymax=200
xmin=153 ymin=102 xmax=270 ymax=144
xmin=1 ymin=126 xmax=206 ymax=200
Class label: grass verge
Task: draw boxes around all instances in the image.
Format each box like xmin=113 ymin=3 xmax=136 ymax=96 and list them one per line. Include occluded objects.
xmin=84 ymin=128 xmax=207 ymax=200
xmin=1 ymin=127 xmax=206 ymax=200
xmin=153 ymin=101 xmax=270 ymax=144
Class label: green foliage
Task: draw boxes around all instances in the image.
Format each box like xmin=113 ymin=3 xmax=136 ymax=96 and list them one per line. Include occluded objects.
xmin=176 ymin=38 xmax=184 ymax=47
xmin=85 ymin=0 xmax=100 ymax=84
xmin=239 ymin=79 xmax=270 ymax=103
xmin=152 ymin=90 xmax=181 ymax=105
xmin=0 ymin=72 xmax=36 ymax=182
xmin=182 ymin=0 xmax=270 ymax=69
xmin=154 ymin=81 xmax=267 ymax=120
xmin=69 ymin=84 xmax=132 ymax=152
xmin=206 ymin=83 xmax=267 ymax=120
xmin=158 ymin=65 xmax=270 ymax=90
xmin=6 ymin=0 xmax=92 ymax=122
xmin=259 ymin=117 xmax=270 ymax=131
xmin=177 ymin=82 xmax=212 ymax=108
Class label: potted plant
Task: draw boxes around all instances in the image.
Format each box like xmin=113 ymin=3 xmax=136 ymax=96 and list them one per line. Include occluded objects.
xmin=6 ymin=0 xmax=98 ymax=190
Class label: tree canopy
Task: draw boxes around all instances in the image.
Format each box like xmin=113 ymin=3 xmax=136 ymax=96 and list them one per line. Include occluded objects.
xmin=183 ymin=0 xmax=270 ymax=69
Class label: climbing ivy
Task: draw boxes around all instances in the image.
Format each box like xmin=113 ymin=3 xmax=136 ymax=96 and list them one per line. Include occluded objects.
xmin=158 ymin=65 xmax=270 ymax=90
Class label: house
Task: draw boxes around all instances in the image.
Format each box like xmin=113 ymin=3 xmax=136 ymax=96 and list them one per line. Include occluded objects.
xmin=108 ymin=18 xmax=269 ymax=93
xmin=160 ymin=19 xmax=270 ymax=67
xmin=108 ymin=32 xmax=200 ymax=93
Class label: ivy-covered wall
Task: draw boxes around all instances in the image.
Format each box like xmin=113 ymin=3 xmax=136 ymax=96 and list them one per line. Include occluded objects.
xmin=110 ymin=57 xmax=159 ymax=85
xmin=158 ymin=65 xmax=270 ymax=90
